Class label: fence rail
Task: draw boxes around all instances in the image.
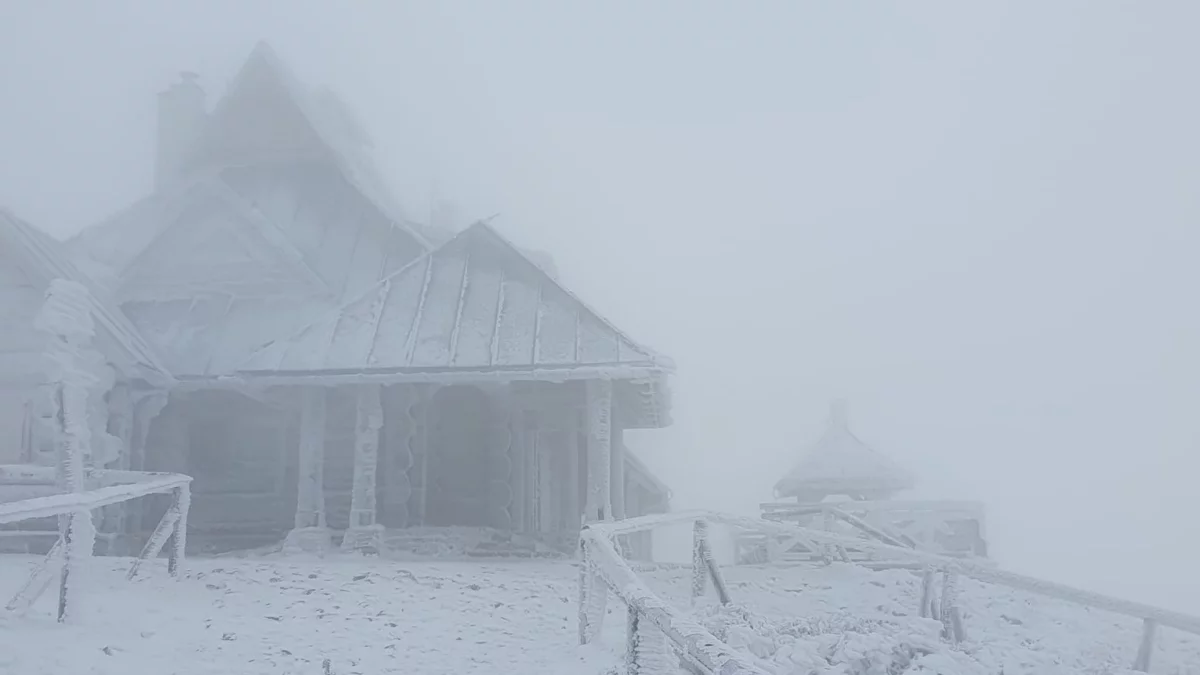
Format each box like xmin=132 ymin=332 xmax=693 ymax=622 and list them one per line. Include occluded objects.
xmin=1 ymin=467 xmax=192 ymax=622
xmin=581 ymin=510 xmax=1200 ymax=674
xmin=579 ymin=522 xmax=768 ymax=675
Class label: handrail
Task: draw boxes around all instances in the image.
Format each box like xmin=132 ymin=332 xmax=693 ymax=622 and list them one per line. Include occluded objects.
xmin=587 ymin=510 xmax=1200 ymax=673
xmin=579 ymin=524 xmax=768 ymax=675
xmin=0 ymin=474 xmax=190 ymax=525
xmin=2 ymin=469 xmax=192 ymax=623
xmin=0 ymin=464 xmax=185 ymax=488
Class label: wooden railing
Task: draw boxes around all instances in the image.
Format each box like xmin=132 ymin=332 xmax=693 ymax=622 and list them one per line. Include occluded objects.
xmin=582 ymin=510 xmax=1200 ymax=674
xmin=0 ymin=466 xmax=192 ymax=622
xmin=579 ymin=518 xmax=767 ymax=675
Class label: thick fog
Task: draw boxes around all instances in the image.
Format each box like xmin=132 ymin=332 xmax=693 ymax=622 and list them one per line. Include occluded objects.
xmin=3 ymin=2 xmax=1197 ymax=612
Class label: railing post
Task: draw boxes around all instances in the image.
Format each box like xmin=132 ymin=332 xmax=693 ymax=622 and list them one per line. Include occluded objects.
xmin=578 ymin=534 xmax=608 ymax=644
xmin=691 ymin=519 xmax=708 ymax=604
xmin=627 ymin=601 xmax=673 ymax=675
xmin=168 ymin=482 xmax=190 ymax=577
xmin=1133 ymin=618 xmax=1157 ymax=672
xmin=919 ymin=568 xmax=937 ymax=619
xmin=940 ymin=571 xmax=965 ymax=643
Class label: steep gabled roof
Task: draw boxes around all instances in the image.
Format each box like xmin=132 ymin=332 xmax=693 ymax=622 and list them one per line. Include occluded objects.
xmin=66 ymin=41 xmax=429 ymax=286
xmin=122 ymin=295 xmax=334 ymax=378
xmin=187 ymin=41 xmax=429 ymax=250
xmin=774 ymin=401 xmax=915 ymax=500
xmin=236 ymin=221 xmax=673 ymax=380
xmin=0 ymin=210 xmax=173 ymax=386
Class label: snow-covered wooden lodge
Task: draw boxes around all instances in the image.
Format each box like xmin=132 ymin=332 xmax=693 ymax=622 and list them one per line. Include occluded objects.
xmin=0 ymin=43 xmax=673 ymax=558
xmin=740 ymin=401 xmax=987 ymax=563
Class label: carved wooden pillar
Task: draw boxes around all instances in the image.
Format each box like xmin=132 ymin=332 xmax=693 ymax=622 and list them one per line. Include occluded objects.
xmin=378 ymin=385 xmax=413 ymax=528
xmin=523 ymin=408 xmax=543 ymax=533
xmin=584 ymin=379 xmax=613 ymax=522
xmin=536 ymin=420 xmax=554 ymax=532
xmin=486 ymin=387 xmax=515 ymax=530
xmin=284 ymin=387 xmax=331 ymax=554
xmin=343 ymin=385 xmax=383 ymax=552
xmin=564 ymin=406 xmax=580 ymax=529
xmin=408 ymin=385 xmax=434 ymax=527
xmin=509 ymin=402 xmax=527 ymax=533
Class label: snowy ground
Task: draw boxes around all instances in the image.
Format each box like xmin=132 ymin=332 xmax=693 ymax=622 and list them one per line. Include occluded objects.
xmin=1 ymin=554 xmax=1198 ymax=675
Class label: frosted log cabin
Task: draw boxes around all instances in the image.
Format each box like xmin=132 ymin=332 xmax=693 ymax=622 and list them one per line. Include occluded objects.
xmin=0 ymin=43 xmax=672 ymax=558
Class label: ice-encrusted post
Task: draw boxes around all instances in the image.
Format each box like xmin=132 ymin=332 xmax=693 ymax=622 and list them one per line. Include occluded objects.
xmin=691 ymin=519 xmax=730 ymax=606
xmin=627 ymin=602 xmax=673 ymax=675
xmin=342 ymin=385 xmax=384 ymax=553
xmin=940 ymin=571 xmax=965 ymax=643
xmin=167 ymin=482 xmax=190 ymax=576
xmin=584 ymin=379 xmax=612 ymax=522
xmin=577 ymin=533 xmax=608 ymax=644
xmin=691 ymin=519 xmax=708 ymax=604
xmin=285 ymin=387 xmax=332 ymax=554
xmin=1133 ymin=618 xmax=1157 ymax=672
xmin=919 ymin=568 xmax=937 ymax=619
xmin=35 ymin=280 xmax=101 ymax=623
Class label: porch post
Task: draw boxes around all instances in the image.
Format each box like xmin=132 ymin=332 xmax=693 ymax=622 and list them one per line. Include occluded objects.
xmin=510 ymin=405 xmax=527 ymax=532
xmin=284 ymin=387 xmax=331 ymax=554
xmin=584 ymin=379 xmax=613 ymax=522
xmin=564 ymin=408 xmax=580 ymax=528
xmin=610 ymin=419 xmax=626 ymax=521
xmin=343 ymin=384 xmax=384 ymax=553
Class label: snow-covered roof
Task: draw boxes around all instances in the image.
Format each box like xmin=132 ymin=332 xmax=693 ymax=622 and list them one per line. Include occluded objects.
xmin=121 ymin=295 xmax=333 ymax=378
xmin=196 ymin=42 xmax=428 ymax=250
xmin=774 ymin=401 xmax=915 ymax=500
xmin=46 ymin=42 xmax=673 ymax=408
xmin=236 ymin=221 xmax=673 ymax=380
xmin=0 ymin=210 xmax=173 ymax=387
xmin=67 ymin=41 xmax=430 ymax=283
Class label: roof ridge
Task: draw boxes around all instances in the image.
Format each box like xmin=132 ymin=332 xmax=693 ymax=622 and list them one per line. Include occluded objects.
xmin=0 ymin=209 xmax=174 ymax=385
xmin=234 ymin=219 xmax=672 ymax=375
xmin=209 ymin=42 xmax=431 ymax=251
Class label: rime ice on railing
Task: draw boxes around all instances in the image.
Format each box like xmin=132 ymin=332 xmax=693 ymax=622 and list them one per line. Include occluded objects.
xmin=34 ymin=280 xmax=102 ymax=622
xmin=577 ymin=538 xmax=609 ymax=645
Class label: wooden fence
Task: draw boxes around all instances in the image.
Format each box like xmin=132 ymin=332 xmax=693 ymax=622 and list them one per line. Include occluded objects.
xmin=0 ymin=466 xmax=192 ymax=622
xmin=581 ymin=510 xmax=1200 ymax=674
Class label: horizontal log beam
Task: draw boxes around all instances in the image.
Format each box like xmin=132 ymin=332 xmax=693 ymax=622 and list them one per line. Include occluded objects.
xmin=0 ymin=474 xmax=190 ymax=525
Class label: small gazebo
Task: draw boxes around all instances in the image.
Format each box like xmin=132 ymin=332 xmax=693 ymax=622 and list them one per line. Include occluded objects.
xmin=752 ymin=400 xmax=987 ymax=562
xmin=773 ymin=400 xmax=915 ymax=503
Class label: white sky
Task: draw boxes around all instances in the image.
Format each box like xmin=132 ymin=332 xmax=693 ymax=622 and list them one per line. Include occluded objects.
xmin=2 ymin=2 xmax=1198 ymax=612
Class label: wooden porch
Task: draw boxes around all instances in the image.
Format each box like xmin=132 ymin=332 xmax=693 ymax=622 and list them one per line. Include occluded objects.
xmin=137 ymin=379 xmax=666 ymax=558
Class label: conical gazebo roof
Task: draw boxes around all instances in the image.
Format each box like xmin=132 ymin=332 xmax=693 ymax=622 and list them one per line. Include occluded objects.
xmin=773 ymin=400 xmax=915 ymax=501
